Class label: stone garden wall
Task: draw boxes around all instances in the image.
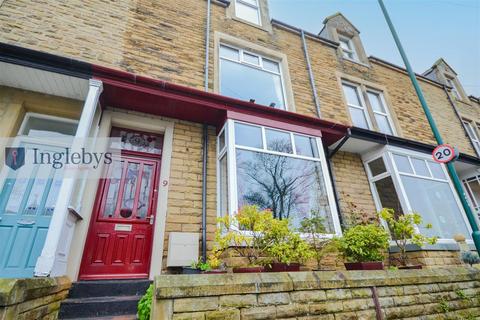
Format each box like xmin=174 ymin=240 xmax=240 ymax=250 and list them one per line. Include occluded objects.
xmin=0 ymin=276 xmax=71 ymax=320
xmin=153 ymin=267 xmax=480 ymax=319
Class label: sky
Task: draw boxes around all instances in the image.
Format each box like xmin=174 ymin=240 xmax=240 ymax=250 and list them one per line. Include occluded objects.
xmin=268 ymin=0 xmax=480 ymax=97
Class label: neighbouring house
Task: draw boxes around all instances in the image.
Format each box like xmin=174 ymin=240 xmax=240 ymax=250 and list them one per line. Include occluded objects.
xmin=0 ymin=0 xmax=479 ymax=315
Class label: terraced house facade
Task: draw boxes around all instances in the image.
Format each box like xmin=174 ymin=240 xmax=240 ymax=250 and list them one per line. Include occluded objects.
xmin=0 ymin=0 xmax=479 ymax=282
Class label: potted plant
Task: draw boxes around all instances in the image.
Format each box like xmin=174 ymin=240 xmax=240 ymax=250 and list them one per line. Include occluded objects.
xmin=380 ymin=208 xmax=437 ymax=269
xmin=202 ymin=248 xmax=227 ymax=274
xmin=299 ymin=215 xmax=338 ymax=270
xmin=216 ymin=205 xmax=274 ymax=273
xmin=262 ymin=218 xmax=314 ymax=272
xmin=338 ymin=223 xmax=389 ymax=270
xmin=182 ymin=259 xmax=204 ymax=274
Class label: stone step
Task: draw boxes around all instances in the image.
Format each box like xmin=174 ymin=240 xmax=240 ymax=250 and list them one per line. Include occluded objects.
xmin=59 ymin=295 xmax=141 ymax=319
xmin=67 ymin=279 xmax=151 ymax=299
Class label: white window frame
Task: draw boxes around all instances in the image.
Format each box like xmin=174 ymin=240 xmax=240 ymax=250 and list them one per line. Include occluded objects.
xmin=463 ymin=175 xmax=480 ymax=219
xmin=338 ymin=35 xmax=358 ymax=62
xmin=234 ymin=0 xmax=262 ymax=26
xmin=219 ymin=43 xmax=288 ymax=110
xmin=446 ymin=76 xmax=461 ymax=100
xmin=366 ymin=88 xmax=397 ymax=136
xmin=363 ymin=145 xmax=473 ymax=244
xmin=216 ymin=119 xmax=342 ymax=237
xmin=341 ymin=81 xmax=372 ymax=130
xmin=462 ymin=119 xmax=480 ymax=156
xmin=341 ymin=81 xmax=397 ymax=135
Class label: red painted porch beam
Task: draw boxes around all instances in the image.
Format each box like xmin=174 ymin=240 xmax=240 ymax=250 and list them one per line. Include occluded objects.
xmin=92 ymin=64 xmax=350 ymax=145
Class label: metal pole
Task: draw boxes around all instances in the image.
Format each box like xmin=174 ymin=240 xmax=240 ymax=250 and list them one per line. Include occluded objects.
xmin=378 ymin=0 xmax=480 ymax=253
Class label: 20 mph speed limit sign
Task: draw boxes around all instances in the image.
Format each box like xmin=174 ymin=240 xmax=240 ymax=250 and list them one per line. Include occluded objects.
xmin=432 ymin=144 xmax=458 ymax=163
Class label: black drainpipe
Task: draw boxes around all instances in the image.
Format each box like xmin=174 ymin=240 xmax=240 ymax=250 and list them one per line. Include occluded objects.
xmin=325 ymin=130 xmax=351 ymax=230
xmin=201 ymin=124 xmax=208 ymax=262
xmin=201 ymin=0 xmax=212 ymax=262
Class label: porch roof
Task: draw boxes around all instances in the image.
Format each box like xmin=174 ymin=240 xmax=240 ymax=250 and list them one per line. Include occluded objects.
xmin=0 ymin=42 xmax=349 ymax=145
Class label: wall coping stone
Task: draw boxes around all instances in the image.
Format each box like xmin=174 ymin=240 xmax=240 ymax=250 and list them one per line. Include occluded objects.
xmin=0 ymin=276 xmax=71 ymax=306
xmin=155 ymin=267 xmax=480 ymax=299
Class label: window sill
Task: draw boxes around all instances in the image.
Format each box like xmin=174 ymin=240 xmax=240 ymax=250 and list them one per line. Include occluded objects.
xmin=341 ymin=56 xmax=371 ymax=69
xmin=231 ymin=16 xmax=270 ymax=32
xmin=388 ymin=241 xmax=475 ymax=252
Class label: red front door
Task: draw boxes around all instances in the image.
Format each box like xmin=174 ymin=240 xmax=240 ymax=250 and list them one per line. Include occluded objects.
xmin=80 ymin=152 xmax=161 ymax=280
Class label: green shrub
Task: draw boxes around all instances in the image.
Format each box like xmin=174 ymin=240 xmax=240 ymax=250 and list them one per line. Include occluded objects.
xmin=137 ymin=283 xmax=153 ymax=320
xmin=299 ymin=215 xmax=337 ymax=269
xmin=338 ymin=224 xmax=389 ymax=262
xmin=380 ymin=208 xmax=437 ymax=266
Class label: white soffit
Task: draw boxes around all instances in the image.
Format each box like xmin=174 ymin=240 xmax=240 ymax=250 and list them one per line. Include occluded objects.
xmin=0 ymin=61 xmax=89 ymax=101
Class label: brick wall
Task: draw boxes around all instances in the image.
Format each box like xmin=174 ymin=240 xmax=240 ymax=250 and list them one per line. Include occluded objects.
xmin=152 ymin=267 xmax=480 ymax=319
xmin=163 ymin=120 xmax=217 ymax=269
xmin=0 ymin=0 xmax=473 ymax=154
xmin=0 ymin=276 xmax=71 ymax=320
xmin=1 ymin=0 xmax=477 ymax=271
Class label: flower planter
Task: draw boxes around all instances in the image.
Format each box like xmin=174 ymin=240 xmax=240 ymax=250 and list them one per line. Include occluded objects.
xmin=344 ymin=261 xmax=384 ymax=270
xmin=203 ymin=270 xmax=228 ymax=274
xmin=232 ymin=266 xmax=264 ymax=273
xmin=398 ymin=265 xmax=422 ymax=270
xmin=182 ymin=267 xmax=202 ymax=274
xmin=265 ymin=263 xmax=300 ymax=272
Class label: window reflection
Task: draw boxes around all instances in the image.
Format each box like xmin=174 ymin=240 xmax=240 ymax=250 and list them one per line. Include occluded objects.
xmin=236 ymin=149 xmax=333 ymax=231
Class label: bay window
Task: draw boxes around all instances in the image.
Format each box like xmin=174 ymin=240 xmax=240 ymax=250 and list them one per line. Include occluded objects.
xmin=219 ymin=44 xmax=287 ymax=110
xmin=217 ymin=120 xmax=341 ymax=234
xmin=365 ymin=147 xmax=471 ymax=242
xmin=463 ymin=175 xmax=480 ymax=219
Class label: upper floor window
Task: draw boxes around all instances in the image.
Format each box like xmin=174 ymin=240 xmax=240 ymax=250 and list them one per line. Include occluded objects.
xmin=365 ymin=148 xmax=471 ymax=241
xmin=217 ymin=120 xmax=341 ymax=234
xmin=219 ymin=44 xmax=286 ymax=110
xmin=338 ymin=35 xmax=358 ymax=61
xmin=446 ymin=76 xmax=461 ymax=100
xmin=342 ymin=82 xmax=396 ymax=135
xmin=462 ymin=119 xmax=480 ymax=156
xmin=235 ymin=0 xmax=261 ymax=25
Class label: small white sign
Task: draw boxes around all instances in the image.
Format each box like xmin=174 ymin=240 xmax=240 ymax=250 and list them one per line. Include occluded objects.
xmin=114 ymin=224 xmax=132 ymax=232
xmin=432 ymin=144 xmax=458 ymax=163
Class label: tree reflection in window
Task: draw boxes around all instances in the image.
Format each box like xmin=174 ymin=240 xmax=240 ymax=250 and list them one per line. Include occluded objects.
xmin=235 ymin=141 xmax=334 ymax=231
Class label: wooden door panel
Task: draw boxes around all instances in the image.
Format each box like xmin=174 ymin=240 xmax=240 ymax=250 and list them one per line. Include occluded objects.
xmin=80 ymin=151 xmax=161 ymax=280
xmin=91 ymin=233 xmax=110 ymax=264
xmin=26 ymin=227 xmax=48 ymax=267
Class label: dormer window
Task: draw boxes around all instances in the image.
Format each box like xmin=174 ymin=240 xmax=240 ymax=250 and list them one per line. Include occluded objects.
xmin=339 ymin=35 xmax=358 ymax=61
xmin=446 ymin=76 xmax=461 ymax=100
xmin=235 ymin=0 xmax=261 ymax=26
xmin=320 ymin=13 xmax=369 ymax=66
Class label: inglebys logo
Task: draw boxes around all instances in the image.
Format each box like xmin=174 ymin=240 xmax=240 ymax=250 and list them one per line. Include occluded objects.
xmin=5 ymin=147 xmax=25 ymax=170
xmin=32 ymin=147 xmax=113 ymax=169
xmin=2 ymin=137 xmax=121 ymax=179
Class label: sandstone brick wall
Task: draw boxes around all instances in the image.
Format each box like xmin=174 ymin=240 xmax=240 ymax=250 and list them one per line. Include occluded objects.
xmin=164 ymin=120 xmax=217 ymax=269
xmin=0 ymin=0 xmax=473 ymax=154
xmin=1 ymin=0 xmax=477 ymax=273
xmin=0 ymin=276 xmax=71 ymax=320
xmin=330 ymin=151 xmax=378 ymax=226
xmin=152 ymin=267 xmax=480 ymax=319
